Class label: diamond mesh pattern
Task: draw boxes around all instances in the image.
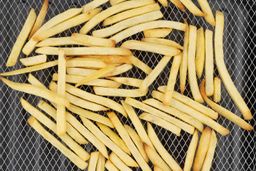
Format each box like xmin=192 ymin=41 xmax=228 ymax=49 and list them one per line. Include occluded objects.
xmin=0 ymin=0 xmax=255 ymax=171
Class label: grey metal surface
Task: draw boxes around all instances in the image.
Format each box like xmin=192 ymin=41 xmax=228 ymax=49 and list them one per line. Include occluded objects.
xmin=0 ymin=0 xmax=255 ymax=170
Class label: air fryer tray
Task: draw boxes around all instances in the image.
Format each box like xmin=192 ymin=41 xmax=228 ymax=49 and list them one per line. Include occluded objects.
xmin=0 ymin=0 xmax=255 ymax=170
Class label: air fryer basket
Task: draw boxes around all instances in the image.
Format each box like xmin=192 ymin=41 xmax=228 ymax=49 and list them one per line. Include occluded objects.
xmin=0 ymin=0 xmax=255 ymax=170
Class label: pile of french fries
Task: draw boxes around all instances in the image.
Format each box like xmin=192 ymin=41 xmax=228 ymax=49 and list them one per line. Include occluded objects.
xmin=1 ymin=0 xmax=253 ymax=170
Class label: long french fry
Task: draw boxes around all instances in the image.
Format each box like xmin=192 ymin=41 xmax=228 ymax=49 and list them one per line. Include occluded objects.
xmin=195 ymin=27 xmax=205 ymax=79
xmin=109 ymin=77 xmax=143 ymax=88
xmin=105 ymin=160 xmax=119 ymax=171
xmin=28 ymin=74 xmax=46 ymax=88
xmin=6 ymin=9 xmax=36 ymax=66
xmin=179 ymin=0 xmax=204 ymax=16
xmin=88 ymin=152 xmax=99 ymax=171
xmin=170 ymin=0 xmax=185 ymax=12
xmin=110 ymin=0 xmax=126 ymax=5
xmin=20 ymin=54 xmax=47 ymax=66
xmin=105 ymin=64 xmax=133 ymax=77
xmin=214 ymin=11 xmax=252 ymax=120
xmin=147 ymin=123 xmax=182 ymax=171
xmin=27 ymin=117 xmax=88 ymax=170
xmin=205 ymin=29 xmax=214 ymax=96
xmin=157 ymin=0 xmax=168 ymax=7
xmin=82 ymin=55 xmax=131 ymax=64
xmin=83 ymin=0 xmax=108 ymax=12
xmin=213 ymin=77 xmax=221 ymax=103
xmin=80 ymin=0 xmax=155 ymax=34
xmin=142 ymin=38 xmax=183 ymax=49
xmin=66 ymin=58 xmax=107 ymax=69
xmin=109 ymin=153 xmax=132 ymax=171
xmin=96 ymin=153 xmax=105 ymax=171
xmin=154 ymin=166 xmax=163 ymax=171
xmin=67 ymin=68 xmax=96 ymax=76
xmin=93 ymin=87 xmax=147 ymax=97
xmin=143 ymin=28 xmax=172 ymax=38
xmin=36 ymin=37 xmax=84 ymax=47
xmin=197 ymin=0 xmax=215 ymax=26
xmin=93 ymin=11 xmax=163 ymax=38
xmin=129 ymin=56 xmax=152 ymax=74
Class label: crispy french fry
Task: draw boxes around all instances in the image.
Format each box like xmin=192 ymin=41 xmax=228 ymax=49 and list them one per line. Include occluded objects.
xmin=6 ymin=9 xmax=36 ymax=66
xmin=195 ymin=27 xmax=205 ymax=79
xmin=105 ymin=160 xmax=119 ymax=171
xmin=193 ymin=127 xmax=212 ymax=171
xmin=213 ymin=77 xmax=221 ymax=103
xmin=157 ymin=0 xmax=168 ymax=7
xmin=103 ymin=3 xmax=160 ymax=26
xmin=107 ymin=112 xmax=151 ymax=171
xmin=142 ymin=38 xmax=183 ymax=49
xmin=144 ymin=143 xmax=171 ymax=171
xmin=83 ymin=0 xmax=108 ymax=12
xmin=28 ymin=74 xmax=46 ymax=88
xmin=80 ymin=117 xmax=138 ymax=167
xmin=147 ymin=123 xmax=182 ymax=171
xmin=72 ymin=33 xmax=115 ymax=47
xmin=36 ymin=37 xmax=83 ymax=47
xmin=163 ymin=54 xmax=182 ymax=105
xmin=80 ymin=0 xmax=155 ymax=34
xmin=82 ymin=55 xmax=131 ymax=64
xmin=27 ymin=117 xmax=88 ymax=170
xmin=170 ymin=0 xmax=185 ymax=12
xmin=109 ymin=77 xmax=143 ymax=88
xmin=198 ymin=0 xmax=215 ymax=26
xmin=179 ymin=0 xmax=204 ymax=16
xmin=67 ymin=68 xmax=96 ymax=76
xmin=129 ymin=56 xmax=152 ymax=74
xmin=109 ymin=153 xmax=132 ymax=171
xmin=200 ymin=80 xmax=253 ymax=130
xmin=140 ymin=56 xmax=172 ymax=91
xmin=97 ymin=153 xmax=105 ymax=171
xmin=66 ymin=58 xmax=107 ymax=69
xmin=121 ymin=40 xmax=181 ymax=56
xmin=143 ymin=28 xmax=172 ymax=38
xmin=20 ymin=54 xmax=47 ymax=66
xmin=93 ymin=87 xmax=147 ymax=97
xmin=205 ymin=29 xmax=214 ymax=96
xmin=88 ymin=152 xmax=99 ymax=171
xmin=93 ymin=11 xmax=163 ymax=38
xmin=215 ymin=11 xmax=252 ymax=120
xmin=111 ymin=20 xmax=187 ymax=43
xmin=110 ymin=0 xmax=126 ymax=5
xmin=188 ymin=25 xmax=204 ymax=103
xmin=184 ymin=131 xmax=199 ymax=171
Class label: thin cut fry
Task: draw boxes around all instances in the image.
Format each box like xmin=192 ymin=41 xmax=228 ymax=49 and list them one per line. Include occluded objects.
xmin=169 ymin=0 xmax=185 ymax=12
xmin=205 ymin=29 xmax=214 ymax=96
xmin=6 ymin=9 xmax=36 ymax=66
xmin=213 ymin=77 xmax=221 ymax=103
xmin=107 ymin=112 xmax=151 ymax=171
xmin=72 ymin=33 xmax=115 ymax=47
xmin=109 ymin=77 xmax=143 ymax=88
xmin=105 ymin=160 xmax=119 ymax=171
xmin=66 ymin=58 xmax=107 ymax=69
xmin=215 ymin=11 xmax=252 ymax=120
xmin=200 ymin=80 xmax=253 ymax=130
xmin=88 ymin=152 xmax=99 ymax=171
xmin=129 ymin=56 xmax=152 ymax=74
xmin=93 ymin=11 xmax=163 ymax=38
xmin=183 ymin=131 xmax=199 ymax=171
xmin=179 ymin=0 xmax=204 ymax=16
xmin=105 ymin=64 xmax=133 ymax=77
xmin=188 ymin=25 xmax=204 ymax=103
xmin=36 ymin=37 xmax=83 ymax=47
xmin=28 ymin=74 xmax=46 ymax=88
xmin=142 ymin=38 xmax=183 ymax=49
xmin=83 ymin=0 xmax=108 ymax=12
xmin=93 ymin=87 xmax=147 ymax=97
xmin=80 ymin=0 xmax=155 ymax=34
xmin=110 ymin=0 xmax=126 ymax=5
xmin=198 ymin=0 xmax=215 ymax=26
xmin=121 ymin=40 xmax=181 ymax=56
xmin=147 ymin=123 xmax=182 ymax=171
xmin=111 ymin=20 xmax=187 ymax=43
xmin=27 ymin=117 xmax=88 ymax=170
xmin=154 ymin=166 xmax=163 ymax=171
xmin=195 ymin=27 xmax=205 ymax=79
xmin=67 ymin=68 xmax=96 ymax=76
xmin=143 ymin=28 xmax=172 ymax=38
xmin=103 ymin=3 xmax=160 ymax=26
xmin=20 ymin=54 xmax=47 ymax=66
xmin=109 ymin=153 xmax=132 ymax=171
xmin=157 ymin=0 xmax=168 ymax=7
xmin=97 ymin=153 xmax=105 ymax=171
xmin=82 ymin=55 xmax=131 ymax=64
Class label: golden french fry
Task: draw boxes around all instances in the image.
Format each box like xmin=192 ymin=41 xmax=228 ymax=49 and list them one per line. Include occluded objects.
xmin=28 ymin=74 xmax=46 ymax=88
xmin=205 ymin=29 xmax=214 ymax=96
xmin=67 ymin=67 xmax=96 ymax=76
xmin=188 ymin=25 xmax=204 ymax=103
xmin=147 ymin=123 xmax=182 ymax=171
xmin=154 ymin=166 xmax=163 ymax=171
xmin=103 ymin=3 xmax=160 ymax=26
xmin=129 ymin=56 xmax=152 ymax=74
xmin=111 ymin=20 xmax=187 ymax=43
xmin=109 ymin=77 xmax=143 ymax=88
xmin=143 ymin=28 xmax=172 ymax=38
xmin=20 ymin=54 xmax=47 ymax=66
xmin=27 ymin=117 xmax=88 ymax=170
xmin=213 ymin=77 xmax=221 ymax=103
xmin=121 ymin=40 xmax=181 ymax=56
xmin=109 ymin=153 xmax=132 ymax=171
xmin=198 ymin=0 xmax=215 ymax=26
xmin=105 ymin=64 xmax=133 ymax=77
xmin=110 ymin=0 xmax=126 ymax=5
xmin=105 ymin=160 xmax=119 ymax=171
xmin=93 ymin=87 xmax=147 ymax=97
xmin=144 ymin=143 xmax=171 ymax=171
xmin=80 ymin=0 xmax=155 ymax=34
xmin=72 ymin=33 xmax=115 ymax=47
xmin=36 ymin=37 xmax=83 ymax=47
xmin=157 ymin=0 xmax=168 ymax=7
xmin=200 ymin=80 xmax=253 ymax=130
xmin=142 ymin=38 xmax=183 ymax=49
xmin=195 ymin=27 xmax=205 ymax=79
xmin=215 ymin=11 xmax=252 ymax=120
xmin=66 ymin=58 xmax=107 ymax=69
xmin=83 ymin=0 xmax=108 ymax=12
xmin=170 ymin=0 xmax=185 ymax=12
xmin=163 ymin=54 xmax=182 ymax=105
xmin=82 ymin=55 xmax=131 ymax=64
xmin=96 ymin=153 xmax=105 ymax=171
xmin=107 ymin=112 xmax=151 ymax=171
xmin=6 ymin=9 xmax=36 ymax=66
xmin=179 ymin=0 xmax=204 ymax=16
xmin=93 ymin=11 xmax=163 ymax=38
xmin=88 ymin=151 xmax=99 ymax=171
xmin=193 ymin=127 xmax=212 ymax=171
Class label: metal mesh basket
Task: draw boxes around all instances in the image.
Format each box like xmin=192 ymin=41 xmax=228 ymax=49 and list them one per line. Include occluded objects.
xmin=0 ymin=0 xmax=255 ymax=170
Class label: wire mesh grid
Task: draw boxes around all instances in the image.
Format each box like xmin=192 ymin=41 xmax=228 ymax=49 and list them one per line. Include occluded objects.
xmin=0 ymin=0 xmax=255 ymax=170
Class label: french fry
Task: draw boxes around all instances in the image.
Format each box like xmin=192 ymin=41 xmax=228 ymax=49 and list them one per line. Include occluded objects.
xmin=125 ymin=125 xmax=149 ymax=162
xmin=188 ymin=25 xmax=204 ymax=103
xmin=66 ymin=58 xmax=107 ymax=69
xmin=28 ymin=74 xmax=46 ymax=88
xmin=88 ymin=152 xmax=99 ymax=171
xmin=147 ymin=123 xmax=182 ymax=171
xmin=27 ymin=117 xmax=88 ymax=170
xmin=144 ymin=144 xmax=171 ymax=171
xmin=157 ymin=0 xmax=168 ymax=7
xmin=140 ymin=56 xmax=172 ymax=91
xmin=193 ymin=127 xmax=212 ymax=171
xmin=93 ymin=11 xmax=163 ymax=38
xmin=80 ymin=117 xmax=138 ymax=167
xmin=82 ymin=55 xmax=131 ymax=64
xmin=183 ymin=131 xmax=199 ymax=171
xmin=200 ymin=80 xmax=253 ymax=130
xmin=121 ymin=40 xmax=181 ymax=56
xmin=110 ymin=0 xmax=126 ymax=5
xmin=179 ymin=0 xmax=204 ymax=16
xmin=154 ymin=166 xmax=163 ymax=171
xmin=83 ymin=0 xmax=108 ymax=12
xmin=215 ymin=11 xmax=252 ymax=120
xmin=129 ymin=56 xmax=152 ymax=74
xmin=105 ymin=64 xmax=133 ymax=77
xmin=71 ymin=33 xmax=115 ymax=47
xmin=139 ymin=113 xmax=181 ymax=136
xmin=36 ymin=37 xmax=83 ymax=47
xmin=109 ymin=153 xmax=132 ymax=171
xmin=198 ymin=0 xmax=215 ymax=26
xmin=169 ymin=0 xmax=185 ymax=12
xmin=144 ymin=98 xmax=203 ymax=131
xmin=80 ymin=0 xmax=155 ymax=34
xmin=21 ymin=99 xmax=90 ymax=161
xmin=107 ymin=112 xmax=151 ymax=171
xmin=142 ymin=38 xmax=183 ymax=49
xmin=93 ymin=87 xmax=148 ymax=97
xmin=103 ymin=3 xmax=160 ymax=26
xmin=96 ymin=153 xmax=105 ymax=171
xmin=195 ymin=27 xmax=205 ymax=79
xmin=20 ymin=54 xmax=47 ymax=66
xmin=67 ymin=67 xmax=96 ymax=76
xmin=205 ymin=29 xmax=214 ymax=96
xmin=152 ymin=90 xmax=230 ymax=136
xmin=143 ymin=28 xmax=172 ymax=38
xmin=0 ymin=60 xmax=58 ymax=76
xmin=6 ymin=9 xmax=36 ymax=66
xmin=97 ymin=123 xmax=131 ymax=155
xmin=111 ymin=20 xmax=187 ymax=43
xmin=109 ymin=77 xmax=143 ymax=88
xmin=105 ymin=160 xmax=119 ymax=171
xmin=213 ymin=77 xmax=221 ymax=103
xmin=163 ymin=54 xmax=182 ymax=105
